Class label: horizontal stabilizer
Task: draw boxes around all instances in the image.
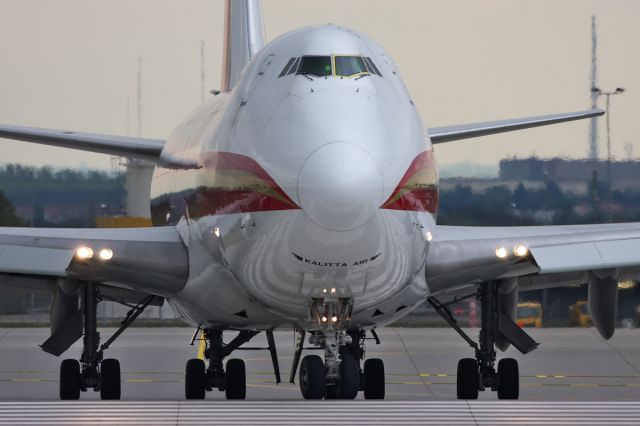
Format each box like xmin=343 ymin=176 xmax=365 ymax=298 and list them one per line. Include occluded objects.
xmin=428 ymin=109 xmax=604 ymax=144
xmin=0 ymin=124 xmax=164 ymax=161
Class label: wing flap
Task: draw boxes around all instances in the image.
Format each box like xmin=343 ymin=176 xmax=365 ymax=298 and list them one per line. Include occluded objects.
xmin=427 ymin=109 xmax=604 ymax=144
xmin=0 ymin=124 xmax=164 ymax=161
xmin=531 ymin=238 xmax=640 ymax=274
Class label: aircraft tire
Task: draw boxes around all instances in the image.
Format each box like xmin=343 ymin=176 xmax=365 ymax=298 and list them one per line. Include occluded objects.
xmin=497 ymin=358 xmax=519 ymax=400
xmin=185 ymin=358 xmax=206 ymax=400
xmin=225 ymin=358 xmax=246 ymax=400
xmin=299 ymin=355 xmax=325 ymax=399
xmin=363 ymin=358 xmax=385 ymax=399
xmin=100 ymin=358 xmax=121 ymax=400
xmin=339 ymin=353 xmax=360 ymax=399
xmin=60 ymin=359 xmax=81 ymax=400
xmin=324 ymin=384 xmax=340 ymax=399
xmin=457 ymin=358 xmax=479 ymax=400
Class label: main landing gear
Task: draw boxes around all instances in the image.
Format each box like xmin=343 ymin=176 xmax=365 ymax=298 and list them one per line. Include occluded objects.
xmin=292 ymin=297 xmax=386 ymax=400
xmin=428 ymin=281 xmax=538 ymax=400
xmin=185 ymin=329 xmax=281 ymax=400
xmin=59 ymin=282 xmax=155 ymax=400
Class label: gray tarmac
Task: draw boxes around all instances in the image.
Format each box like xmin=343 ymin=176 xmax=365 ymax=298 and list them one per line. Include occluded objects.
xmin=1 ymin=327 xmax=640 ymax=401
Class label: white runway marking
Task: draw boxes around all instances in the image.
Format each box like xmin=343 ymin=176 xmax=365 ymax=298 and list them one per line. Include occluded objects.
xmin=1 ymin=401 xmax=640 ymax=425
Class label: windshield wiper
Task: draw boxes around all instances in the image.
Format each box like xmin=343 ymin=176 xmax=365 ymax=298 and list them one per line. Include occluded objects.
xmin=355 ymin=73 xmax=371 ymax=81
xmin=296 ymin=72 xmax=315 ymax=81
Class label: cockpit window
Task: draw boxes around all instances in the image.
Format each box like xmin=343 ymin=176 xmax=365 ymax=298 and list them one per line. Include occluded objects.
xmin=335 ymin=56 xmax=368 ymax=77
xmin=287 ymin=57 xmax=300 ymax=75
xmin=279 ymin=58 xmax=296 ymax=77
xmin=364 ymin=57 xmax=383 ymax=76
xmin=297 ymin=56 xmax=332 ymax=77
xmin=277 ymin=55 xmax=383 ymax=78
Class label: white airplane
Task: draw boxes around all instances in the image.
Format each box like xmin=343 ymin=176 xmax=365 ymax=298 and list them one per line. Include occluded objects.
xmin=0 ymin=0 xmax=632 ymax=402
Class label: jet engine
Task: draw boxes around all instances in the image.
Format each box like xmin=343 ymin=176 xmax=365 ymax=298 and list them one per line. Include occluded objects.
xmin=588 ymin=269 xmax=619 ymax=340
xmin=495 ymin=278 xmax=518 ymax=351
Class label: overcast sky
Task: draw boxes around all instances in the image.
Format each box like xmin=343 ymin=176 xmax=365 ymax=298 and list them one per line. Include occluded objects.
xmin=0 ymin=0 xmax=638 ymax=170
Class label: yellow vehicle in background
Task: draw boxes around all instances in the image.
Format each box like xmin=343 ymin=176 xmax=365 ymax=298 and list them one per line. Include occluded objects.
xmin=517 ymin=301 xmax=543 ymax=328
xmin=569 ymin=300 xmax=592 ymax=327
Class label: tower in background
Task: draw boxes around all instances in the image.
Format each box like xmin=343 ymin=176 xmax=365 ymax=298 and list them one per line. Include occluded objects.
xmin=588 ymin=15 xmax=599 ymax=160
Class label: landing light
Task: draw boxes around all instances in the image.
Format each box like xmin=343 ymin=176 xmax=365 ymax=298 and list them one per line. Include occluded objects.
xmin=495 ymin=247 xmax=508 ymax=259
xmin=213 ymin=227 xmax=220 ymax=238
xmin=426 ymin=232 xmax=433 ymax=242
xmin=513 ymin=244 xmax=529 ymax=257
xmin=98 ymin=248 xmax=113 ymax=261
xmin=75 ymin=246 xmax=94 ymax=260
xmin=321 ymin=316 xmax=328 ymax=322
xmin=331 ymin=316 xmax=338 ymax=323
xmin=619 ymin=280 xmax=636 ymax=290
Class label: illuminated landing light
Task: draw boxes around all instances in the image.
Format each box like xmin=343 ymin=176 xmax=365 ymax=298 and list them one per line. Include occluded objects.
xmin=321 ymin=316 xmax=328 ymax=323
xmin=513 ymin=244 xmax=529 ymax=257
xmin=330 ymin=288 xmax=336 ymax=294
xmin=98 ymin=248 xmax=113 ymax=261
xmin=495 ymin=247 xmax=508 ymax=259
xmin=426 ymin=232 xmax=433 ymax=242
xmin=619 ymin=280 xmax=636 ymax=290
xmin=331 ymin=316 xmax=338 ymax=323
xmin=76 ymin=246 xmax=94 ymax=260
xmin=213 ymin=227 xmax=220 ymax=238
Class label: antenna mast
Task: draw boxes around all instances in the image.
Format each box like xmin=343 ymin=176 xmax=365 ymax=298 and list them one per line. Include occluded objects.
xmin=137 ymin=55 xmax=142 ymax=138
xmin=201 ymin=41 xmax=206 ymax=101
xmin=588 ymin=15 xmax=599 ymax=160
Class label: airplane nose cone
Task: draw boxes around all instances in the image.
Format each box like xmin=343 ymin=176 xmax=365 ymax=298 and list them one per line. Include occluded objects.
xmin=298 ymin=142 xmax=384 ymax=231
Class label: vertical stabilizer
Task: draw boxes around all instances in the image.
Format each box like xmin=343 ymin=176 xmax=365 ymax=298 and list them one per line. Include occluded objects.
xmin=221 ymin=0 xmax=265 ymax=91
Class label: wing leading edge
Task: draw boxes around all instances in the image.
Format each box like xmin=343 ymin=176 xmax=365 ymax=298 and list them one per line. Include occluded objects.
xmin=427 ymin=109 xmax=604 ymax=144
xmin=0 ymin=226 xmax=188 ymax=296
xmin=0 ymin=124 xmax=164 ymax=161
xmin=426 ymin=223 xmax=640 ymax=295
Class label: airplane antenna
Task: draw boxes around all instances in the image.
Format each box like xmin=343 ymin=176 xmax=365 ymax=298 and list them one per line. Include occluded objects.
xmin=201 ymin=41 xmax=206 ymax=101
xmin=126 ymin=95 xmax=130 ymax=137
xmin=137 ymin=55 xmax=142 ymax=138
xmin=588 ymin=15 xmax=599 ymax=160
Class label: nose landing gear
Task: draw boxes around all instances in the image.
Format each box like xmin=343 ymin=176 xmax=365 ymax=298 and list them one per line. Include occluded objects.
xmin=294 ymin=296 xmax=386 ymax=400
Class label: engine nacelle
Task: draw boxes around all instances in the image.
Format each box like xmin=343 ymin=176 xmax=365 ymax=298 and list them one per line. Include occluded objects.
xmin=495 ymin=278 xmax=518 ymax=351
xmin=588 ymin=269 xmax=619 ymax=340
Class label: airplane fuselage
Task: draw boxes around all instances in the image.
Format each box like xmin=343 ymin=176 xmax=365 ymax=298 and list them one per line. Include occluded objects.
xmin=150 ymin=25 xmax=438 ymax=330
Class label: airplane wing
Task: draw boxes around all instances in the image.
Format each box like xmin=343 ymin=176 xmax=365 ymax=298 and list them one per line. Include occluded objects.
xmin=0 ymin=225 xmax=188 ymax=295
xmin=427 ymin=222 xmax=640 ymax=295
xmin=0 ymin=225 xmax=188 ymax=355
xmin=0 ymin=124 xmax=165 ymax=161
xmin=427 ymin=109 xmax=604 ymax=144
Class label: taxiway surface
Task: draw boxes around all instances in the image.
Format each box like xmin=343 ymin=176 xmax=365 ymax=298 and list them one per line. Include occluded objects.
xmin=1 ymin=327 xmax=640 ymax=401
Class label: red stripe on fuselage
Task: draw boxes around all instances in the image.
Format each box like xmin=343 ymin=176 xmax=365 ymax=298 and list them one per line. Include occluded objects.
xmin=381 ymin=151 xmax=439 ymax=213
xmin=193 ymin=152 xmax=300 ymax=216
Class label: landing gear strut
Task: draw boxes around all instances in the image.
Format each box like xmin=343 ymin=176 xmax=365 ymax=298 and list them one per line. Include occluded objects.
xmin=59 ymin=282 xmax=154 ymax=400
xmin=185 ymin=329 xmax=258 ymax=400
xmin=428 ymin=281 xmax=538 ymax=400
xmin=296 ymin=296 xmax=386 ymax=400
